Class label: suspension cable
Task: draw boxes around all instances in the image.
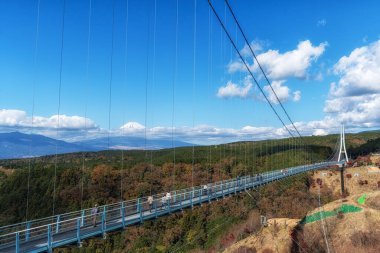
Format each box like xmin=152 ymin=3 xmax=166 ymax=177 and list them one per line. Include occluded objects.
xmin=207 ymin=5 xmax=213 ymax=183
xmin=107 ymin=0 xmax=116 ymax=153
xmin=208 ymin=0 xmax=294 ymax=138
xmin=25 ymin=0 xmax=41 ymax=222
xmin=144 ymin=5 xmax=151 ymax=193
xmin=224 ymin=0 xmax=302 ymax=139
xmin=191 ymin=0 xmax=197 ymax=188
xmin=52 ymin=0 xmax=67 ymax=216
xmin=80 ymin=0 xmax=92 ymax=210
xmin=171 ymin=0 xmax=179 ymax=190
xmin=120 ymin=0 xmax=129 ymax=201
xmin=149 ymin=0 xmax=157 ymax=193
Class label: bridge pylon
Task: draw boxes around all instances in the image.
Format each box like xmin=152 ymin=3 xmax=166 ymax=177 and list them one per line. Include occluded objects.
xmin=337 ymin=124 xmax=348 ymax=196
xmin=337 ymin=124 xmax=349 ymax=163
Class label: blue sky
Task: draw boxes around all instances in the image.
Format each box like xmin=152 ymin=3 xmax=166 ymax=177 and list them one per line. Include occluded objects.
xmin=1 ymin=0 xmax=380 ymax=144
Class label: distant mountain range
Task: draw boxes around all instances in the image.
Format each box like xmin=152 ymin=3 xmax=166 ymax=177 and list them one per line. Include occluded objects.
xmin=0 ymin=132 xmax=193 ymax=159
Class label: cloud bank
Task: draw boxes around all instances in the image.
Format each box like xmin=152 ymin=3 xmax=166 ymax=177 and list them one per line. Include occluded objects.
xmin=219 ymin=40 xmax=326 ymax=102
xmin=325 ymin=40 xmax=380 ymax=128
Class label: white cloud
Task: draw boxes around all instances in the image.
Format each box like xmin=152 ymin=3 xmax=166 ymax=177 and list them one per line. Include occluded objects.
xmin=228 ymin=40 xmax=327 ymax=80
xmin=240 ymin=40 xmax=264 ymax=57
xmin=313 ymin=129 xmax=328 ymax=136
xmin=330 ymin=40 xmax=380 ymax=97
xmin=262 ymin=80 xmax=301 ymax=104
xmin=293 ymin=90 xmax=301 ymax=102
xmin=324 ymin=40 xmax=380 ymax=128
xmin=0 ymin=109 xmax=27 ymax=126
xmin=317 ymin=19 xmax=327 ymax=27
xmin=0 ymin=109 xmax=97 ymax=129
xmin=0 ymin=109 xmax=369 ymax=145
xmin=115 ymin=123 xmax=283 ymax=145
xmin=217 ymin=77 xmax=253 ymax=99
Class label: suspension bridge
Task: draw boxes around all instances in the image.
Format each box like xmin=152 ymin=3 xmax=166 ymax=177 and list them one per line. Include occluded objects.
xmin=0 ymin=0 xmax=351 ymax=252
xmin=0 ymin=127 xmax=349 ymax=253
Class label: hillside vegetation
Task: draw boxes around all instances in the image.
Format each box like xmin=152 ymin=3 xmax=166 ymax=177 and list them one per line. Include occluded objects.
xmin=0 ymin=130 xmax=379 ymax=252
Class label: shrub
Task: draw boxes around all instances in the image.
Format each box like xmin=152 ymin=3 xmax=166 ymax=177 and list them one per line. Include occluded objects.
xmin=235 ymin=246 xmax=257 ymax=253
xmin=350 ymin=231 xmax=380 ymax=247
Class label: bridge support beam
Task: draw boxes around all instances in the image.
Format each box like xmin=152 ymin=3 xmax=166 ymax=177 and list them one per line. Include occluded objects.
xmin=340 ymin=164 xmax=345 ymax=196
xmin=179 ymin=194 xmax=183 ymax=210
xmin=81 ymin=210 xmax=85 ymax=227
xmin=25 ymin=222 xmax=30 ymax=242
xmin=101 ymin=208 xmax=106 ymax=237
xmin=15 ymin=232 xmax=19 ymax=253
xmin=76 ymin=218 xmax=81 ymax=246
xmin=154 ymin=201 xmax=158 ymax=218
xmin=56 ymin=215 xmax=60 ymax=234
xmin=121 ymin=202 xmax=125 ymax=228
xmin=47 ymin=224 xmax=52 ymax=253
xmin=191 ymin=188 xmax=194 ymax=209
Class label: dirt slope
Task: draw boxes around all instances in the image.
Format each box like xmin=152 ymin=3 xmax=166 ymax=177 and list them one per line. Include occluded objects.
xmin=223 ymin=191 xmax=380 ymax=253
xmin=310 ymin=165 xmax=380 ymax=196
xmin=223 ymin=218 xmax=299 ymax=253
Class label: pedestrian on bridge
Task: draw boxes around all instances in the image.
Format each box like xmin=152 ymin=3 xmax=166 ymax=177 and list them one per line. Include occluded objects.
xmin=166 ymin=192 xmax=172 ymax=207
xmin=148 ymin=196 xmax=154 ymax=212
xmin=203 ymin=184 xmax=208 ymax=195
xmin=92 ymin=204 xmax=99 ymax=227
xmin=161 ymin=195 xmax=167 ymax=209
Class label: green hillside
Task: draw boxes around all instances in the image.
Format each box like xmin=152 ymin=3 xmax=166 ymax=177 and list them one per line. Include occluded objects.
xmin=0 ymin=130 xmax=379 ymax=252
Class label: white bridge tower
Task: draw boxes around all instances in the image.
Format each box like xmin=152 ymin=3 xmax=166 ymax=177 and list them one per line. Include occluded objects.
xmin=338 ymin=125 xmax=349 ymax=163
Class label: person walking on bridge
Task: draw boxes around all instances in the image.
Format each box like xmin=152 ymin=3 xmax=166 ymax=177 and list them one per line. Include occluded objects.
xmin=92 ymin=204 xmax=99 ymax=227
xmin=161 ymin=195 xmax=167 ymax=209
xmin=203 ymin=184 xmax=208 ymax=195
xmin=148 ymin=195 xmax=154 ymax=212
xmin=165 ymin=192 xmax=172 ymax=208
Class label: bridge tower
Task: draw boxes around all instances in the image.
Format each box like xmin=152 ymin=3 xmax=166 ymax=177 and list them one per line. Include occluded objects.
xmin=338 ymin=124 xmax=349 ymax=163
xmin=338 ymin=125 xmax=348 ymax=195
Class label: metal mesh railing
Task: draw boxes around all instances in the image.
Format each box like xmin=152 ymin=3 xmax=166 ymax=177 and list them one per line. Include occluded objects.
xmin=0 ymin=161 xmax=340 ymax=252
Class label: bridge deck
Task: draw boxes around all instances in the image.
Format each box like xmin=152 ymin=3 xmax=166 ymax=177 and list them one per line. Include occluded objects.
xmin=0 ymin=161 xmax=339 ymax=253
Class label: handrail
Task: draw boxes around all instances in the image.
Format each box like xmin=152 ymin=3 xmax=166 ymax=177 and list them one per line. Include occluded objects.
xmin=0 ymin=161 xmax=340 ymax=252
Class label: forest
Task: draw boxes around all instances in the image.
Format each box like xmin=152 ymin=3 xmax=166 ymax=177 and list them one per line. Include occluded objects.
xmin=0 ymin=131 xmax=379 ymax=252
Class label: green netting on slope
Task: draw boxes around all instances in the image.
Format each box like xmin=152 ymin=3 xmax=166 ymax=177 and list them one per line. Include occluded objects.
xmin=357 ymin=194 xmax=367 ymax=205
xmin=301 ymin=204 xmax=362 ymax=224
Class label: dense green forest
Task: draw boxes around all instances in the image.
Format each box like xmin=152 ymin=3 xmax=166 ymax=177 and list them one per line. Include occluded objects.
xmin=348 ymin=137 xmax=380 ymax=158
xmin=0 ymin=130 xmax=379 ymax=252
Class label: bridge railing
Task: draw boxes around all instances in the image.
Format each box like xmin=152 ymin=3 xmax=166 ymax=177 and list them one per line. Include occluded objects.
xmin=0 ymin=161 xmax=340 ymax=251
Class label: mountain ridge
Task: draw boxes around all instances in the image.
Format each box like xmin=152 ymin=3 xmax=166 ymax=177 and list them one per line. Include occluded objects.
xmin=0 ymin=132 xmax=193 ymax=159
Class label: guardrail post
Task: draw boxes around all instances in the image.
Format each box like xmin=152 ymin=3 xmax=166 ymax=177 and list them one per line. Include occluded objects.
xmin=139 ymin=201 xmax=143 ymax=223
xmin=47 ymin=224 xmax=52 ymax=253
xmin=173 ymin=191 xmax=177 ymax=203
xmin=15 ymin=232 xmax=20 ymax=253
xmin=56 ymin=215 xmax=60 ymax=234
xmin=81 ymin=210 xmax=85 ymax=227
xmin=76 ymin=218 xmax=81 ymax=245
xmin=137 ymin=198 xmax=141 ymax=213
xmin=179 ymin=193 xmax=183 ymax=210
xmin=234 ymin=179 xmax=237 ymax=195
xmin=199 ymin=189 xmax=201 ymax=204
xmin=154 ymin=200 xmax=158 ymax=218
xmin=121 ymin=202 xmax=126 ymax=228
xmin=25 ymin=222 xmax=30 ymax=242
xmin=168 ymin=196 xmax=172 ymax=214
xmin=191 ymin=188 xmax=194 ymax=209
xmin=101 ymin=207 xmax=106 ymax=236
